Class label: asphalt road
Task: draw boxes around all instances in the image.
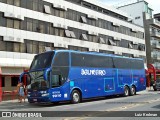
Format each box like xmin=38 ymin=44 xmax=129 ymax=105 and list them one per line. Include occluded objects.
xmin=0 ymin=89 xmax=160 ymax=120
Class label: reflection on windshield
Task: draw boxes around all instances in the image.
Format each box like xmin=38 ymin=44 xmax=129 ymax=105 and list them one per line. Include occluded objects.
xmin=30 ymin=51 xmax=54 ymax=70
xmin=28 ymin=71 xmax=49 ymax=90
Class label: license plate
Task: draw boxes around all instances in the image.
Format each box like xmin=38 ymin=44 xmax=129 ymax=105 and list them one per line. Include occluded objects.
xmin=33 ymin=99 xmax=37 ymax=102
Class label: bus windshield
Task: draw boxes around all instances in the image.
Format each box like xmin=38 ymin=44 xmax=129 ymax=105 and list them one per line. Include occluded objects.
xmin=28 ymin=70 xmax=49 ymax=90
xmin=30 ymin=51 xmax=54 ymax=70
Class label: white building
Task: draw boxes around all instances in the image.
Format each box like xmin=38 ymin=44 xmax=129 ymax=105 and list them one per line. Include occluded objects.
xmin=118 ymin=0 xmax=160 ymax=69
xmin=0 ymin=0 xmax=145 ymax=91
xmin=117 ymin=0 xmax=153 ymax=27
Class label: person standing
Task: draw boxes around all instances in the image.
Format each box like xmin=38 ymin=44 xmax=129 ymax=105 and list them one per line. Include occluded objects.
xmin=16 ymin=81 xmax=21 ymax=102
xmin=19 ymin=83 xmax=25 ymax=103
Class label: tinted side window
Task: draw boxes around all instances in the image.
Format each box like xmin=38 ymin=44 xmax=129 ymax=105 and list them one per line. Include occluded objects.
xmin=71 ymin=53 xmax=113 ymax=68
xmin=84 ymin=54 xmax=113 ymax=68
xmin=71 ymin=53 xmax=84 ymax=66
xmin=130 ymin=60 xmax=144 ymax=69
xmin=53 ymin=52 xmax=69 ymax=66
xmin=113 ymin=58 xmax=130 ymax=69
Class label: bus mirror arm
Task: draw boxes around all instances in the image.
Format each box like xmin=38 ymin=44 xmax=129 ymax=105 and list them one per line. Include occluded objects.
xmin=44 ymin=68 xmax=52 ymax=81
xmin=19 ymin=72 xmax=29 ymax=82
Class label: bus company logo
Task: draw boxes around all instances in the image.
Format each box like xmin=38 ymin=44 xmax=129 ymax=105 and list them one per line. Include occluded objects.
xmin=81 ymin=69 xmax=106 ymax=76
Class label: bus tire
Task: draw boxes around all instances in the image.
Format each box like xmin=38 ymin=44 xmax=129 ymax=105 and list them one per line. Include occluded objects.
xmin=71 ymin=90 xmax=81 ymax=104
xmin=124 ymin=86 xmax=130 ymax=97
xmin=130 ymin=86 xmax=136 ymax=96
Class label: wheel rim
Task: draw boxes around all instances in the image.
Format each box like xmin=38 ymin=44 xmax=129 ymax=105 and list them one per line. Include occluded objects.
xmin=125 ymin=88 xmax=129 ymax=96
xmin=132 ymin=87 xmax=135 ymax=95
xmin=73 ymin=93 xmax=79 ymax=103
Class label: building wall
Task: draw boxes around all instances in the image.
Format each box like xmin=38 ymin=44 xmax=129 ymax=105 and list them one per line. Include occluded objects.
xmin=118 ymin=1 xmax=152 ymax=27
xmin=118 ymin=2 xmax=145 ymax=27
xmin=2 ymin=76 xmax=17 ymax=91
xmin=0 ymin=0 xmax=146 ymax=91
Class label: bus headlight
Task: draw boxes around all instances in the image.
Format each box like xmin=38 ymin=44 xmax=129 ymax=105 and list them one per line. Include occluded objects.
xmin=40 ymin=91 xmax=47 ymax=94
xmin=41 ymin=93 xmax=49 ymax=97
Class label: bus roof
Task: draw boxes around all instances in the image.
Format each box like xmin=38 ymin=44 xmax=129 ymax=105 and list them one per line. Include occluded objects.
xmin=52 ymin=50 xmax=144 ymax=61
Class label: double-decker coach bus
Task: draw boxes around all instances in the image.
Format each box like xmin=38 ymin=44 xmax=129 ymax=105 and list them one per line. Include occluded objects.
xmin=20 ymin=50 xmax=146 ymax=104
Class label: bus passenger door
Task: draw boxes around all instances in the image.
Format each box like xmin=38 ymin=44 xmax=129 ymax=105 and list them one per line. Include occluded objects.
xmin=49 ymin=73 xmax=70 ymax=102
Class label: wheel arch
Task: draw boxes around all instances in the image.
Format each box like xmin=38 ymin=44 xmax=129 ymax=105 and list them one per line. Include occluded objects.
xmin=131 ymin=84 xmax=136 ymax=90
xmin=70 ymin=87 xmax=83 ymax=100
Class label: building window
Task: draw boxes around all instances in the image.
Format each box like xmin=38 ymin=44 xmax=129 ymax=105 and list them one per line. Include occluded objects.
xmin=14 ymin=0 xmax=20 ymax=7
xmin=39 ymin=22 xmax=44 ymax=33
xmin=135 ymin=16 xmax=140 ymax=19
xmin=44 ymin=5 xmax=51 ymax=14
xmin=27 ymin=0 xmax=33 ymax=10
xmin=59 ymin=29 xmax=64 ymax=37
xmin=6 ymin=42 xmax=13 ymax=52
xmin=13 ymin=43 xmax=20 ymax=52
xmin=7 ymin=0 xmax=14 ymax=5
xmin=108 ymin=39 xmax=116 ymax=46
xmin=1 ymin=77 xmax=5 ymax=87
xmin=11 ymin=77 xmax=19 ymax=87
xmin=0 ymin=36 xmax=6 ymax=51
xmin=99 ymin=50 xmax=114 ymax=54
xmin=27 ymin=18 xmax=33 ymax=31
xmin=55 ymin=9 xmax=60 ymax=17
xmin=65 ymin=30 xmax=71 ymax=37
xmin=14 ymin=20 xmax=20 ymax=29
xmin=80 ymin=16 xmax=87 ymax=23
xmin=98 ymin=37 xmax=105 ymax=44
xmin=33 ymin=20 xmax=39 ymax=32
xmin=70 ymin=31 xmax=76 ymax=38
xmin=7 ymin=19 xmax=14 ymax=28
xmin=128 ymin=43 xmax=133 ymax=49
xmin=55 ymin=28 xmax=59 ymax=36
xmin=0 ymin=12 xmax=6 ymax=27
xmin=32 ymin=41 xmax=39 ymax=54
xmin=26 ymin=40 xmax=33 ymax=53
xmin=20 ymin=43 xmax=26 ymax=53
xmin=69 ymin=45 xmax=89 ymax=52
xmin=81 ymin=34 xmax=88 ymax=41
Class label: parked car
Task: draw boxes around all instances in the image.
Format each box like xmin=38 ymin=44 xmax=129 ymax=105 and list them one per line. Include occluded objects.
xmin=153 ymin=78 xmax=160 ymax=91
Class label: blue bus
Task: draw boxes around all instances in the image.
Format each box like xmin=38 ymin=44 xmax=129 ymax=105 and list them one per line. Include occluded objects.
xmin=20 ymin=50 xmax=146 ymax=104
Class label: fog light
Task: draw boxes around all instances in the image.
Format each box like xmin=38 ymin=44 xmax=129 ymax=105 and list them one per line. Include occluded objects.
xmin=41 ymin=93 xmax=49 ymax=97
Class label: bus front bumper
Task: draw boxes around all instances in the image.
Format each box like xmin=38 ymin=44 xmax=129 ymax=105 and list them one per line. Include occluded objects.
xmin=28 ymin=97 xmax=50 ymax=103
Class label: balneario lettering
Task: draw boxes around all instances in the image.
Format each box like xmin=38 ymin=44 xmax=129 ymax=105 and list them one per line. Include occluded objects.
xmin=81 ymin=69 xmax=106 ymax=76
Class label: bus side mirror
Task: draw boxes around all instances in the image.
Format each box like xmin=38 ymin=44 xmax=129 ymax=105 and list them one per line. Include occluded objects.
xmin=44 ymin=68 xmax=51 ymax=81
xmin=19 ymin=72 xmax=29 ymax=82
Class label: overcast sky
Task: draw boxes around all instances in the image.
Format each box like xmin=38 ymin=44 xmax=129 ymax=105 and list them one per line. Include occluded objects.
xmin=99 ymin=0 xmax=160 ymax=14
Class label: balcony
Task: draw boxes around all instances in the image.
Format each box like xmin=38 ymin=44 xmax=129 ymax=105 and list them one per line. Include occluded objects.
xmin=151 ymin=42 xmax=160 ymax=49
xmin=153 ymin=63 xmax=160 ymax=69
xmin=150 ymin=31 xmax=160 ymax=39
xmin=151 ymin=53 xmax=160 ymax=60
xmin=150 ymin=19 xmax=160 ymax=28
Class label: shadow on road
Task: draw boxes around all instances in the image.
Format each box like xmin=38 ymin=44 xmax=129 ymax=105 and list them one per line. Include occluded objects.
xmin=152 ymin=104 xmax=160 ymax=109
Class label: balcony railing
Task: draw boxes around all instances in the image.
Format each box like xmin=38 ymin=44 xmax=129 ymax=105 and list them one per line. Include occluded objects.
xmin=150 ymin=31 xmax=160 ymax=38
xmin=151 ymin=54 xmax=160 ymax=60
xmin=151 ymin=42 xmax=160 ymax=49
xmin=150 ymin=19 xmax=160 ymax=28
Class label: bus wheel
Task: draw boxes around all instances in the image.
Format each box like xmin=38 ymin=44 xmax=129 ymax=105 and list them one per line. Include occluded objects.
xmin=130 ymin=86 xmax=136 ymax=96
xmin=124 ymin=86 xmax=129 ymax=97
xmin=71 ymin=90 xmax=81 ymax=104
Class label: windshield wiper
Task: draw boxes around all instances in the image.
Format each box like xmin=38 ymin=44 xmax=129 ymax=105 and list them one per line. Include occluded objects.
xmin=34 ymin=74 xmax=43 ymax=81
